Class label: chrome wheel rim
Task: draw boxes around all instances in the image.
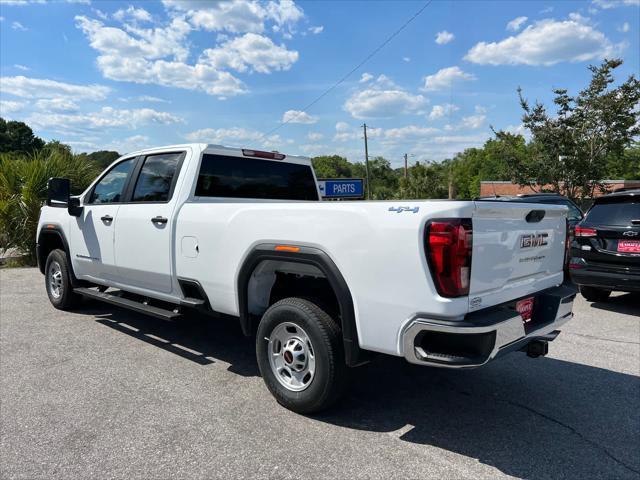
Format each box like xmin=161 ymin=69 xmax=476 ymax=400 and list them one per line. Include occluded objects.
xmin=267 ymin=322 xmax=316 ymax=392
xmin=48 ymin=261 xmax=63 ymax=299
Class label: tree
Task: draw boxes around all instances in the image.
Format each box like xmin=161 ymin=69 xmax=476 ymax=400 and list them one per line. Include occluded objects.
xmin=397 ymin=161 xmax=448 ymax=199
xmin=78 ymin=150 xmax=121 ymax=169
xmin=0 ymin=147 xmax=100 ymax=263
xmin=606 ymin=143 xmax=640 ymax=180
xmin=503 ymin=59 xmax=640 ymax=200
xmin=311 ymin=155 xmax=354 ymax=178
xmin=0 ymin=117 xmax=45 ymax=154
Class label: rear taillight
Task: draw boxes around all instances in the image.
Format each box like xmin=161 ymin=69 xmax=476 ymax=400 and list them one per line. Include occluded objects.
xmin=426 ymin=219 xmax=472 ymax=297
xmin=575 ymin=226 xmax=597 ymax=237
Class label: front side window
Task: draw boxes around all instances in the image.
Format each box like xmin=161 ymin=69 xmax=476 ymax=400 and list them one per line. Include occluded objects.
xmin=131 ymin=152 xmax=183 ymax=202
xmin=195 ymin=154 xmax=319 ymax=201
xmin=89 ymin=158 xmax=135 ymax=204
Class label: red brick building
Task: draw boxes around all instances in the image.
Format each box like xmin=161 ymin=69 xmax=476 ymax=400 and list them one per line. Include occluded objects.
xmin=479 ymin=180 xmax=640 ymax=198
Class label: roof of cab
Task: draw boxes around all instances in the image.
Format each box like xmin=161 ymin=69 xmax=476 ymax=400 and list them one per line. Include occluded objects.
xmin=122 ymin=143 xmax=311 ymax=164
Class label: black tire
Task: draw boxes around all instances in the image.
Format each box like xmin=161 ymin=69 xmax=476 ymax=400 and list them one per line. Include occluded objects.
xmin=44 ymin=249 xmax=80 ymax=310
xmin=580 ymin=285 xmax=612 ymax=303
xmin=256 ymin=297 xmax=348 ymax=414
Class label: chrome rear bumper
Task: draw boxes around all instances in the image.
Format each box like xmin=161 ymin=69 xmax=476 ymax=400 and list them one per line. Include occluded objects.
xmin=402 ymin=284 xmax=576 ymax=368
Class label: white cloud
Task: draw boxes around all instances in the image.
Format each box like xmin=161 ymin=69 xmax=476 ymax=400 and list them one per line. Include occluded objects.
xmin=308 ymin=25 xmax=323 ymax=34
xmin=465 ymin=18 xmax=621 ymax=66
xmin=75 ymin=15 xmax=248 ymax=98
xmin=402 ymin=57 xmax=411 ymax=62
xmin=107 ymin=135 xmax=152 ymax=153
xmin=282 ymin=109 xmax=317 ymax=124
xmin=344 ymin=88 xmax=426 ymax=119
xmin=619 ymin=22 xmax=630 ymax=32
xmin=1 ymin=76 xmax=110 ymax=100
xmin=163 ymin=0 xmax=305 ymax=35
xmin=28 ymin=107 xmax=182 ymax=130
xmin=428 ymin=104 xmax=459 ymax=120
xmin=460 ymin=114 xmax=486 ymax=129
xmin=133 ymin=95 xmax=170 ymax=103
xmin=359 ymin=72 xmax=373 ymax=83
xmin=35 ymin=98 xmax=79 ymax=112
xmin=200 ymin=32 xmax=298 ymax=73
xmin=299 ymin=143 xmax=329 ymax=156
xmin=307 ymin=132 xmax=324 ymax=141
xmin=422 ymin=66 xmax=476 ymax=91
xmin=506 ymin=16 xmax=528 ymax=32
xmin=335 ymin=121 xmax=350 ymax=132
xmin=435 ymin=30 xmax=454 ymax=45
xmin=163 ymin=0 xmax=268 ymax=33
xmin=0 ymin=0 xmax=45 ymax=5
xmin=75 ymin=4 xmax=302 ymax=98
xmin=11 ymin=21 xmax=27 ymax=31
xmin=13 ymin=64 xmax=29 ymax=71
xmin=383 ymin=125 xmax=440 ymax=141
xmin=344 ymin=75 xmax=426 ymax=119
xmin=0 ymin=100 xmax=25 ymax=115
xmin=113 ymin=6 xmax=153 ymax=23
xmin=183 ymin=126 xmax=283 ymax=149
xmin=592 ymin=0 xmax=639 ymax=8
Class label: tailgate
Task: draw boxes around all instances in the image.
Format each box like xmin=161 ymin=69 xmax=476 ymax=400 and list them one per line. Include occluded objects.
xmin=469 ymin=201 xmax=567 ymax=311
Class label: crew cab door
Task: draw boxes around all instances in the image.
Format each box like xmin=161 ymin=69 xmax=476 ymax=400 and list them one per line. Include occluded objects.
xmin=113 ymin=151 xmax=186 ymax=293
xmin=68 ymin=157 xmax=137 ymax=281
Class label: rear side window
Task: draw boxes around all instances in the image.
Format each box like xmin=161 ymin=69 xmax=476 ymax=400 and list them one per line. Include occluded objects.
xmin=195 ymin=154 xmax=318 ymax=201
xmin=89 ymin=158 xmax=135 ymax=204
xmin=132 ymin=152 xmax=183 ymax=202
xmin=585 ymin=200 xmax=640 ymax=226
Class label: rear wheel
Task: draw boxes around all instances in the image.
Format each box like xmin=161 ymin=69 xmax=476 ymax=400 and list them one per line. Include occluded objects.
xmin=256 ymin=297 xmax=348 ymax=414
xmin=45 ymin=249 xmax=80 ymax=310
xmin=579 ymin=285 xmax=611 ymax=303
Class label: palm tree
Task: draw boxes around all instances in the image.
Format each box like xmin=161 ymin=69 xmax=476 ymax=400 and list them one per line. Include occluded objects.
xmin=0 ymin=146 xmax=100 ymax=264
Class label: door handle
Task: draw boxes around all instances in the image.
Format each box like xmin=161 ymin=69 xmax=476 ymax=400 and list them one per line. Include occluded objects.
xmin=151 ymin=216 xmax=168 ymax=224
xmin=100 ymin=215 xmax=113 ymax=223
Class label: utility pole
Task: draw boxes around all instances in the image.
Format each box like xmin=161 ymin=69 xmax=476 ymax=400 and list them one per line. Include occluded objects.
xmin=404 ymin=153 xmax=408 ymax=179
xmin=362 ymin=123 xmax=371 ymax=199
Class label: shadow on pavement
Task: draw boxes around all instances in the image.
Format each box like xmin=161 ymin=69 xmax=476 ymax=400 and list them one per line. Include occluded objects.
xmin=316 ymin=355 xmax=640 ymax=479
xmin=85 ymin=302 xmax=259 ymax=377
xmin=589 ymin=293 xmax=640 ymax=317
xmin=84 ymin=301 xmax=639 ymax=480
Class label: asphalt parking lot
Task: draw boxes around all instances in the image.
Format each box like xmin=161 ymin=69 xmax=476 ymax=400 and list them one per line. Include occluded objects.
xmin=1 ymin=268 xmax=639 ymax=479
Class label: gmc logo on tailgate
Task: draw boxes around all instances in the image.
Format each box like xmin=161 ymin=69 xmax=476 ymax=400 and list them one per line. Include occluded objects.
xmin=520 ymin=233 xmax=549 ymax=248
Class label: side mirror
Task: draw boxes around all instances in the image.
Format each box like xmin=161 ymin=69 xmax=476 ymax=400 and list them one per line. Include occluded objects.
xmin=47 ymin=178 xmax=70 ymax=207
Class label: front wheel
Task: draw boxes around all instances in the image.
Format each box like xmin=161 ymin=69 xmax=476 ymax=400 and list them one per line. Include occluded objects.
xmin=256 ymin=297 xmax=348 ymax=414
xmin=579 ymin=285 xmax=611 ymax=303
xmin=45 ymin=249 xmax=80 ymax=310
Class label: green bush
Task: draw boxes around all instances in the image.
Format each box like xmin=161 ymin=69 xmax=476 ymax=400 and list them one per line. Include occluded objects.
xmin=0 ymin=147 xmax=100 ymax=264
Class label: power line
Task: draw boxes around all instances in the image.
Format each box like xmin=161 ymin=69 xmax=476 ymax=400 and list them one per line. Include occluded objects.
xmin=264 ymin=0 xmax=434 ymax=138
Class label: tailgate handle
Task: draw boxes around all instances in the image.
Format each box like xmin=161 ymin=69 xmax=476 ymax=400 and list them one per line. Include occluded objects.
xmin=526 ymin=210 xmax=545 ymax=223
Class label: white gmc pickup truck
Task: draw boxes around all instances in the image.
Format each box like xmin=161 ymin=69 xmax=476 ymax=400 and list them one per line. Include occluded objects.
xmin=37 ymin=143 xmax=576 ymax=413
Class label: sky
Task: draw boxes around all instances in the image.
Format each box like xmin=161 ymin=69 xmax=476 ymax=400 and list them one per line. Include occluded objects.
xmin=0 ymin=0 xmax=638 ymax=167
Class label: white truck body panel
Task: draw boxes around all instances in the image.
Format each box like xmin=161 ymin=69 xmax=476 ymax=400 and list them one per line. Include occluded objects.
xmin=37 ymin=143 xmax=572 ymax=360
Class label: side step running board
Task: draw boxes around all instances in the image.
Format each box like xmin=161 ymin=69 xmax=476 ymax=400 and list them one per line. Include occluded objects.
xmin=74 ymin=287 xmax=182 ymax=321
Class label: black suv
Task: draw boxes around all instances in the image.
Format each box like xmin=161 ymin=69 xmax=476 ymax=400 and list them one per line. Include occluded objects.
xmin=569 ymin=189 xmax=640 ymax=302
